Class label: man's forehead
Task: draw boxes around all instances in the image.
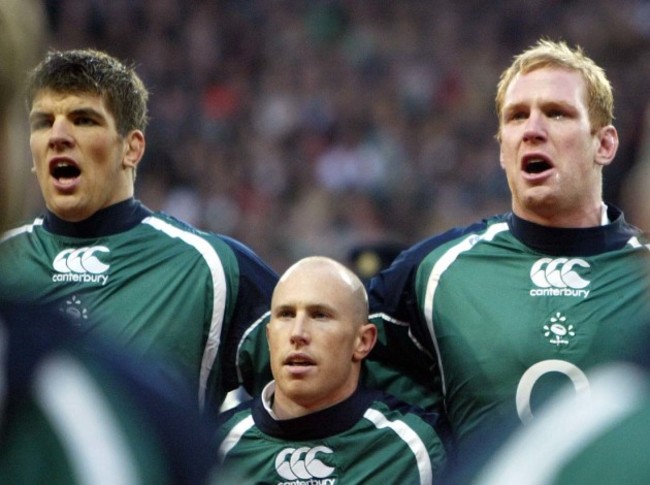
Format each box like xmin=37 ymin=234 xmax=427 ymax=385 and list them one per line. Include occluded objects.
xmin=31 ymin=89 xmax=106 ymax=110
xmin=274 ymin=266 xmax=346 ymax=301
xmin=273 ymin=274 xmax=340 ymax=301
xmin=506 ymin=68 xmax=585 ymax=98
xmin=272 ymin=297 xmax=335 ymax=311
xmin=279 ymin=260 xmax=355 ymax=288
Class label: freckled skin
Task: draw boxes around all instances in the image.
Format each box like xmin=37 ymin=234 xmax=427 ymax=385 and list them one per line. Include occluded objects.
xmin=498 ymin=68 xmax=618 ymax=227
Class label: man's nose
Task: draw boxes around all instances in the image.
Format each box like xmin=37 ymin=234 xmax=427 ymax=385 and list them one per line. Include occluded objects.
xmin=290 ymin=314 xmax=309 ymax=344
xmin=49 ymin=118 xmax=74 ymax=149
xmin=522 ymin=111 xmax=547 ymax=143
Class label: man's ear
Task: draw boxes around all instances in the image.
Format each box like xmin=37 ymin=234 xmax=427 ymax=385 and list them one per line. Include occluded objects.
xmin=499 ymin=148 xmax=506 ymax=170
xmin=594 ymin=125 xmax=618 ymax=167
xmin=352 ymin=323 xmax=377 ymax=362
xmin=123 ymin=129 xmax=145 ymax=170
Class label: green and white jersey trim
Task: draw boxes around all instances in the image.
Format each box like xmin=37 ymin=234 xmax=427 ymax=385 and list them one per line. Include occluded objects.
xmin=142 ymin=216 xmax=227 ymax=410
xmin=363 ymin=407 xmax=433 ymax=485
xmin=234 ymin=310 xmax=270 ymax=384
xmin=475 ymin=362 xmax=648 ymax=485
xmin=217 ymin=414 xmax=255 ymax=463
xmin=627 ymin=235 xmax=650 ymax=251
xmin=422 ymin=222 xmax=509 ymax=396
xmin=35 ymin=353 xmax=142 ymax=485
xmin=0 ymin=217 xmax=43 ymax=243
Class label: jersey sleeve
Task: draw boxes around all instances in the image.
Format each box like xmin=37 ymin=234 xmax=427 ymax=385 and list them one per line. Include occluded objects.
xmin=235 ymin=312 xmax=272 ymax=397
xmin=366 ymin=222 xmax=487 ymax=415
xmin=365 ymin=241 xmax=440 ymax=412
xmin=218 ymin=236 xmax=278 ymax=397
xmin=369 ymin=390 xmax=448 ymax=481
xmin=1 ymin=301 xmax=218 ymax=484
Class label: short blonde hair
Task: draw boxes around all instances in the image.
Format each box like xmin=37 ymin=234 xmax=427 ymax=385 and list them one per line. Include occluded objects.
xmin=495 ymin=39 xmax=614 ymax=139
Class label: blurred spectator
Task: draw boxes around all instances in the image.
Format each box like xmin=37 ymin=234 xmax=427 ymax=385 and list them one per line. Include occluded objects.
xmin=622 ymin=100 xmax=650 ymax=232
xmin=348 ymin=241 xmax=406 ymax=285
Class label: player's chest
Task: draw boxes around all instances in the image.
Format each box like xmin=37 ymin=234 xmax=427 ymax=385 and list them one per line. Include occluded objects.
xmin=13 ymin=236 xmax=209 ymax=328
xmin=428 ymin=252 xmax=650 ymax=360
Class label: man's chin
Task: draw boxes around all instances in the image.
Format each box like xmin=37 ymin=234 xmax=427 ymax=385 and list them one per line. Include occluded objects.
xmin=520 ymin=186 xmax=560 ymax=209
xmin=47 ymin=199 xmax=92 ymax=223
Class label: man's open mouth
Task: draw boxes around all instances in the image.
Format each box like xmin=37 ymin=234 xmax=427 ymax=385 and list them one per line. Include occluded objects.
xmin=50 ymin=161 xmax=81 ymax=180
xmin=523 ymin=158 xmax=552 ymax=174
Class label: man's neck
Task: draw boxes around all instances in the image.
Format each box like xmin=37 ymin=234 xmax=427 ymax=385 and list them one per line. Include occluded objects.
xmin=43 ymin=198 xmax=151 ymax=237
xmin=262 ymin=380 xmax=359 ymax=421
xmin=514 ymin=201 xmax=608 ymax=228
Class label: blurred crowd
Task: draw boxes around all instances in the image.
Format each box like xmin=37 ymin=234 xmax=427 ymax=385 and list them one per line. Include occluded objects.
xmin=36 ymin=0 xmax=650 ymax=272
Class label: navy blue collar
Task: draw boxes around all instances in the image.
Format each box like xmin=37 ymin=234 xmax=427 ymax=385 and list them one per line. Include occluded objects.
xmin=507 ymin=205 xmax=640 ymax=257
xmin=252 ymin=386 xmax=379 ymax=440
xmin=43 ymin=198 xmax=153 ymax=238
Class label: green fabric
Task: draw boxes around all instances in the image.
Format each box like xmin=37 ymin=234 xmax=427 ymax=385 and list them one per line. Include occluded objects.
xmin=0 ymin=213 xmax=240 ymax=409
xmin=414 ymin=216 xmax=650 ymax=446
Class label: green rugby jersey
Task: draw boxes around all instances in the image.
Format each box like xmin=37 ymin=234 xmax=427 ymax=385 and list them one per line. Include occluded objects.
xmin=369 ymin=206 xmax=650 ymax=448
xmin=473 ymin=362 xmax=650 ymax=485
xmin=0 ymin=199 xmax=278 ymax=412
xmin=216 ymin=383 xmax=446 ymax=484
xmin=0 ymin=303 xmax=216 ymax=484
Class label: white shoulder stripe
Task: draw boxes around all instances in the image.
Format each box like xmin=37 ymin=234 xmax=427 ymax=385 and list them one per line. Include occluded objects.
xmin=627 ymin=235 xmax=650 ymax=252
xmin=368 ymin=312 xmax=408 ymax=327
xmin=235 ymin=310 xmax=270 ymax=385
xmin=35 ymin=353 xmax=142 ymax=485
xmin=0 ymin=217 xmax=44 ymax=243
xmin=218 ymin=415 xmax=255 ymax=463
xmin=364 ymin=408 xmax=433 ymax=485
xmin=142 ymin=216 xmax=227 ymax=410
xmin=369 ymin=312 xmax=433 ymax=359
xmin=423 ymin=222 xmax=508 ymax=396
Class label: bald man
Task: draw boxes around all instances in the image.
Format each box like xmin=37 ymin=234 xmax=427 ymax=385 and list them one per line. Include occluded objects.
xmin=215 ymin=257 xmax=446 ymax=484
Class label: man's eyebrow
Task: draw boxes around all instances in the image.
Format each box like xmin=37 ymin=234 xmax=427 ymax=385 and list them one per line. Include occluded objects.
xmin=502 ymin=101 xmax=527 ymax=113
xmin=28 ymin=109 xmax=50 ymax=121
xmin=70 ymin=107 xmax=105 ymax=118
xmin=29 ymin=107 xmax=105 ymax=120
xmin=28 ymin=111 xmax=43 ymax=121
xmin=541 ymin=100 xmax=578 ymax=112
xmin=307 ymin=303 xmax=337 ymax=315
xmin=502 ymin=99 xmax=576 ymax=115
xmin=273 ymin=303 xmax=295 ymax=313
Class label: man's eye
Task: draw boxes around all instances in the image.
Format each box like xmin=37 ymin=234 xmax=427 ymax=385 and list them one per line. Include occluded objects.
xmin=30 ymin=118 xmax=52 ymax=130
xmin=75 ymin=117 xmax=97 ymax=126
xmin=506 ymin=111 xmax=526 ymax=122
xmin=548 ymin=110 xmax=565 ymax=120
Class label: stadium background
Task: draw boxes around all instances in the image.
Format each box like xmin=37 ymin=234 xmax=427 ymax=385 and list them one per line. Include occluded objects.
xmin=29 ymin=0 xmax=650 ymax=273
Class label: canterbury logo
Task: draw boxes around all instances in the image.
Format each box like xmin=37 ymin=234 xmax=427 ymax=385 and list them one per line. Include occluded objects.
xmin=52 ymin=247 xmax=110 ymax=286
xmin=530 ymin=258 xmax=590 ymax=298
xmin=54 ymin=246 xmax=110 ymax=273
xmin=275 ymin=446 xmax=335 ymax=482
